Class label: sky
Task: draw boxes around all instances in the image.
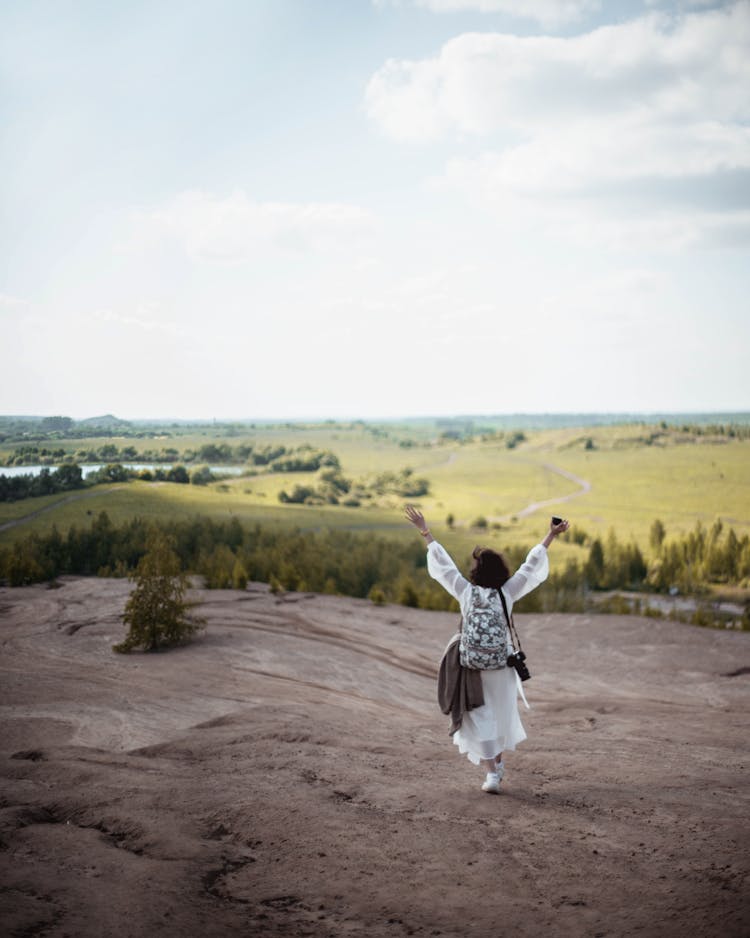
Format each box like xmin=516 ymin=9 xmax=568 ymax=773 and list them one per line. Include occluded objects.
xmin=1 ymin=0 xmax=749 ymax=420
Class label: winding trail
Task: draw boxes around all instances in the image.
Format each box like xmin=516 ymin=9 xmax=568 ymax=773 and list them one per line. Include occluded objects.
xmin=509 ymin=461 xmax=592 ymax=520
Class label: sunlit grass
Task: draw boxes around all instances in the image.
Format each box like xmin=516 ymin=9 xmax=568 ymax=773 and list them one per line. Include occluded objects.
xmin=2 ymin=425 xmax=748 ymax=582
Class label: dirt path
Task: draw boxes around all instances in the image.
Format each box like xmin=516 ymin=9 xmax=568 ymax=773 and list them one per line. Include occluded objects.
xmin=0 ymin=486 xmax=123 ymax=534
xmin=500 ymin=461 xmax=591 ymax=522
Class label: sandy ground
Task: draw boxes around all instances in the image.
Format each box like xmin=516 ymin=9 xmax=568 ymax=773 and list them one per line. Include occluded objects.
xmin=1 ymin=577 xmax=748 ymax=938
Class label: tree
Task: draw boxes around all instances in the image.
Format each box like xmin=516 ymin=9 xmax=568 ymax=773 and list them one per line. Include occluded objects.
xmin=190 ymin=465 xmax=214 ymax=485
xmin=114 ymin=533 xmax=202 ymax=652
xmin=56 ymin=463 xmax=84 ymax=490
xmin=649 ymin=519 xmax=666 ymax=554
xmin=95 ymin=463 xmax=129 ymax=483
xmin=585 ymin=538 xmax=605 ymax=589
xmin=166 ymin=465 xmax=189 ymax=484
xmin=232 ymin=558 xmax=248 ymax=590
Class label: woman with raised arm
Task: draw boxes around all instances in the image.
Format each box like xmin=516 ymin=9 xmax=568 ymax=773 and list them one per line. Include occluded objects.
xmin=405 ymin=504 xmax=569 ymax=794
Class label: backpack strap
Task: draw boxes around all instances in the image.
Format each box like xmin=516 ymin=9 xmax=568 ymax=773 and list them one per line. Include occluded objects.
xmin=497 ymin=587 xmax=523 ymax=653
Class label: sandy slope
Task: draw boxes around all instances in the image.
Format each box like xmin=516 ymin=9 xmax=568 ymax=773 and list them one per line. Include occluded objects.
xmin=1 ymin=577 xmax=748 ymax=938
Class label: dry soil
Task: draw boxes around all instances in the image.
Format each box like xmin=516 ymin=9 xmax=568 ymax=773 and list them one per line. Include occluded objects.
xmin=1 ymin=578 xmax=748 ymax=937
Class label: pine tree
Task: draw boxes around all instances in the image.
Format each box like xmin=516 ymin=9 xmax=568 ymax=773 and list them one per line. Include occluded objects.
xmin=114 ymin=533 xmax=202 ymax=653
xmin=649 ymin=519 xmax=666 ymax=554
xmin=232 ymin=557 xmax=248 ymax=590
xmin=585 ymin=538 xmax=605 ymax=589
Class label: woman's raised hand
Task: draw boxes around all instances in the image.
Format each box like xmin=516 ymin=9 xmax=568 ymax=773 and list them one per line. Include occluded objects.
xmin=404 ymin=504 xmax=429 ymax=534
xmin=542 ymin=517 xmax=570 ymax=548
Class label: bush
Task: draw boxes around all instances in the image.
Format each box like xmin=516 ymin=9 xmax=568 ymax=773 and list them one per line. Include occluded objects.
xmin=368 ymin=585 xmax=386 ymax=605
xmin=190 ymin=465 xmax=215 ymax=486
xmin=166 ymin=465 xmax=190 ymax=484
xmin=201 ymin=544 xmax=236 ymax=588
xmin=595 ymin=594 xmax=633 ymax=615
xmin=396 ymin=576 xmax=419 ymax=607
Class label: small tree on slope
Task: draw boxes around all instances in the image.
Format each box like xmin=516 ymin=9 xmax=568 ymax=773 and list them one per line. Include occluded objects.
xmin=114 ymin=532 xmax=202 ymax=653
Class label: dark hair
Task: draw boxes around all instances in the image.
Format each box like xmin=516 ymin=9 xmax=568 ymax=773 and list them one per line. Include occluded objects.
xmin=469 ymin=546 xmax=510 ymax=590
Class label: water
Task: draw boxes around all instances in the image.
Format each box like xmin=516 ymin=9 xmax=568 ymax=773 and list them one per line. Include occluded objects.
xmin=0 ymin=464 xmax=247 ymax=479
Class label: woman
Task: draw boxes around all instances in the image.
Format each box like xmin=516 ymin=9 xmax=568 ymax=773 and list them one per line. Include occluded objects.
xmin=405 ymin=505 xmax=569 ymax=794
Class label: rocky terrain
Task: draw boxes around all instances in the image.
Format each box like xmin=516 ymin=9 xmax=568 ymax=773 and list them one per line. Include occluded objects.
xmin=1 ymin=577 xmax=748 ymax=937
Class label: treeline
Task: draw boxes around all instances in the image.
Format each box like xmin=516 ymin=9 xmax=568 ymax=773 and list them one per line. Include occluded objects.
xmin=0 ymin=514 xmax=451 ymax=610
xmin=0 ymin=462 xmax=218 ymax=503
xmin=1 ymin=456 xmax=429 ymax=508
xmin=1 ymin=512 xmax=596 ymax=615
xmin=645 ymin=518 xmax=750 ymax=592
xmin=662 ymin=421 xmax=750 ymax=440
xmin=86 ymin=464 xmax=224 ymax=486
xmin=0 ymin=513 xmax=594 ymax=615
xmin=0 ymin=465 xmax=86 ymax=502
xmin=575 ymin=519 xmax=750 ymax=594
xmin=2 ymin=441 xmax=340 ymax=470
xmin=279 ymin=467 xmax=429 ymax=507
xmin=0 ymin=415 xmax=133 ymax=443
xmin=2 ymin=516 xmax=748 ymax=625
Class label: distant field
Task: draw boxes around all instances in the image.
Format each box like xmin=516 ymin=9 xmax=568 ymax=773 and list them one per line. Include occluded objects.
xmin=2 ymin=423 xmax=749 ymax=579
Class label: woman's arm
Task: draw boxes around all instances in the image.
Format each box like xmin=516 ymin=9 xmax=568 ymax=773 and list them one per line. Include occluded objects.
xmin=504 ymin=517 xmax=570 ymax=603
xmin=404 ymin=504 xmax=469 ymax=603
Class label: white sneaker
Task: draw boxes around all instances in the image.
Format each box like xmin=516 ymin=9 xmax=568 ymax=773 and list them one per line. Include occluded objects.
xmin=481 ymin=772 xmax=500 ymax=793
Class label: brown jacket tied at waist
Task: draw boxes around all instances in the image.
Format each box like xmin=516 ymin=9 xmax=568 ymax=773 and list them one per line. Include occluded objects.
xmin=437 ymin=637 xmax=484 ymax=736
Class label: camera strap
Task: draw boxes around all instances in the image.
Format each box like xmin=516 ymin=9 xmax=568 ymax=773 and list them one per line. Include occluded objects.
xmin=497 ymin=587 xmax=523 ymax=653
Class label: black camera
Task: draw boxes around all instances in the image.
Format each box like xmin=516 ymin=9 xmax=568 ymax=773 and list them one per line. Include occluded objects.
xmin=507 ymin=649 xmax=531 ymax=682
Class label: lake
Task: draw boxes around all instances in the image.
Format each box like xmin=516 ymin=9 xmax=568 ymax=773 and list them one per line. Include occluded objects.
xmin=0 ymin=464 xmax=247 ymax=479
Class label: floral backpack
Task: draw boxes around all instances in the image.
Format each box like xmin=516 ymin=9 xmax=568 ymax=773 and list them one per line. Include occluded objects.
xmin=459 ymin=585 xmax=510 ymax=670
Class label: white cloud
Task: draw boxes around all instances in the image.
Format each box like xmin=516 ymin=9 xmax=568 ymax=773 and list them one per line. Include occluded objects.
xmin=135 ymin=190 xmax=375 ymax=262
xmin=366 ymin=3 xmax=750 ymax=247
xmin=374 ymin=0 xmax=601 ymax=28
xmin=92 ymin=306 xmax=190 ymax=338
xmin=366 ymin=6 xmax=750 ymax=140
xmin=440 ymin=121 xmax=750 ymax=196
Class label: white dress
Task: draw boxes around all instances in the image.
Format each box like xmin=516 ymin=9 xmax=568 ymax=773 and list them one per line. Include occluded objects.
xmin=427 ymin=540 xmax=549 ymax=765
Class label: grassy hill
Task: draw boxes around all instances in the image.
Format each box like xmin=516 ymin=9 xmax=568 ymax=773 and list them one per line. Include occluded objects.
xmin=2 ymin=421 xmax=748 ymax=578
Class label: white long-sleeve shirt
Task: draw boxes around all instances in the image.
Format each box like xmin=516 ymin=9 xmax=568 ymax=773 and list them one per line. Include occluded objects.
xmin=426 ymin=540 xmax=549 ymax=619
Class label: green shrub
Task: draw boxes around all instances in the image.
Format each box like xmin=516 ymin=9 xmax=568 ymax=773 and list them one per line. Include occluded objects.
xmin=368 ymin=586 xmax=386 ymax=605
xmin=232 ymin=558 xmax=248 ymax=590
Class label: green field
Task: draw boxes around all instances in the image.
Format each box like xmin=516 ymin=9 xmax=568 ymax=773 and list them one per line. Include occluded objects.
xmin=2 ymin=422 xmax=749 ymax=583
